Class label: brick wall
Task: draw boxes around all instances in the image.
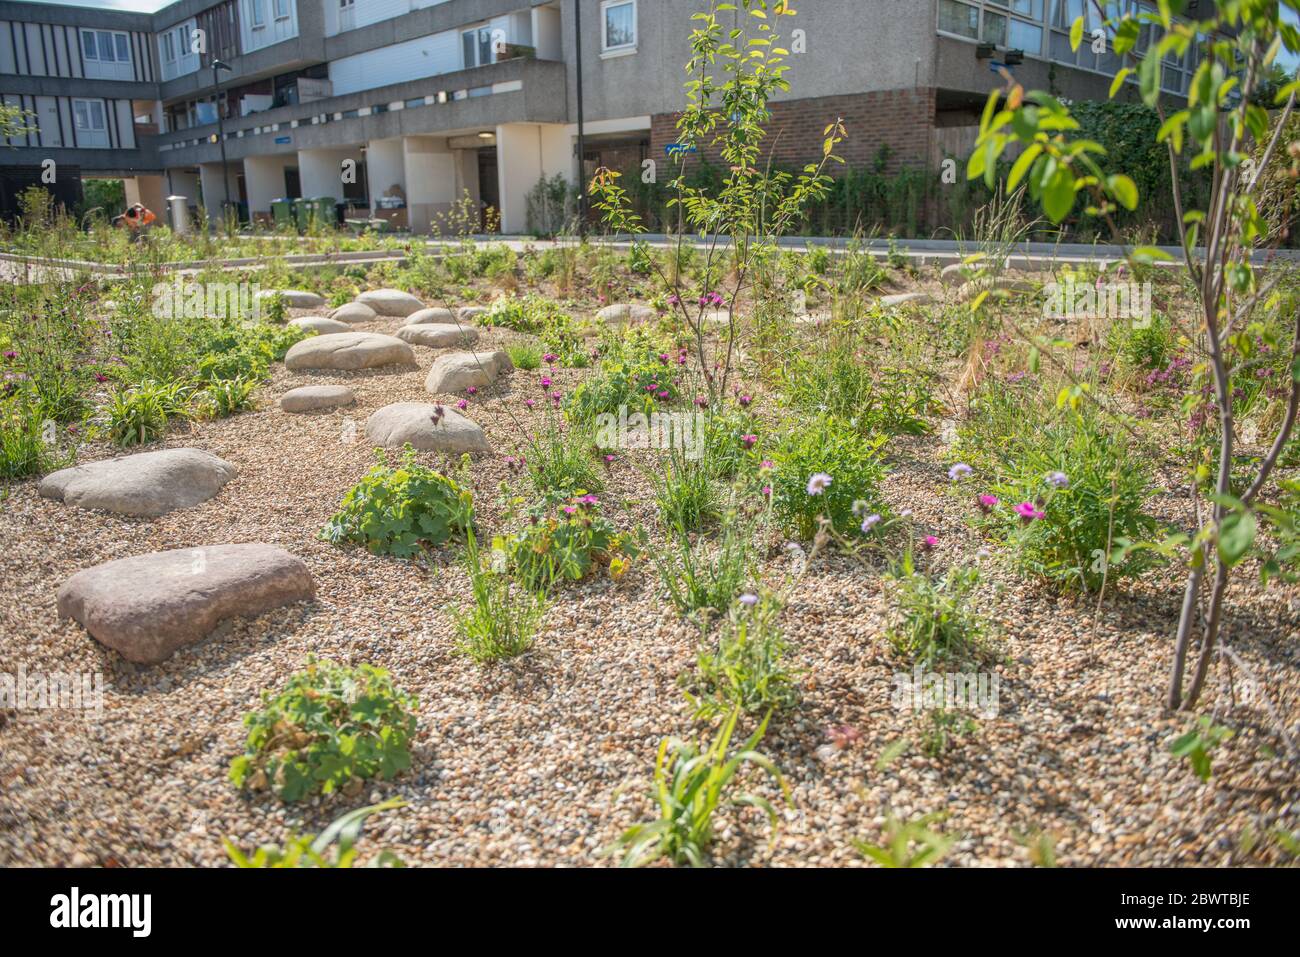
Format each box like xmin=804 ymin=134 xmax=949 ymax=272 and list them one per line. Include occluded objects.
xmin=650 ymin=87 xmax=937 ymax=176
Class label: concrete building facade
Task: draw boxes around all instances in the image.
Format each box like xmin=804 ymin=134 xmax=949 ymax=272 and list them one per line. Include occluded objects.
xmin=0 ymin=0 xmax=1196 ymax=232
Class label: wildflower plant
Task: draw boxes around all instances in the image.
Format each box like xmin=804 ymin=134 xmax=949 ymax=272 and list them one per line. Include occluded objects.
xmin=684 ymin=592 xmax=801 ymax=719
xmin=770 ymin=415 xmax=888 ymax=539
xmin=500 ymin=494 xmax=635 ymax=592
xmin=224 ymin=798 xmax=407 ymax=868
xmin=450 ymin=530 xmax=547 ymax=662
xmin=611 ymin=706 xmax=788 ymax=868
xmin=885 ymin=550 xmax=988 ymax=668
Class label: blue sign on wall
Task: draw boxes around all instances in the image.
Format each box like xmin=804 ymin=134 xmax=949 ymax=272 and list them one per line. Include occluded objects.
xmin=275 ymin=136 xmax=291 ymax=144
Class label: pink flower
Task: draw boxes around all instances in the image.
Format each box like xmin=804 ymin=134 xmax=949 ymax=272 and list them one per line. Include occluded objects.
xmin=543 ymin=352 xmax=558 ymax=363
xmin=740 ymin=434 xmax=757 ymax=449
xmin=738 ymin=394 xmax=753 ymax=407
xmin=93 ymin=372 xmax=109 ymax=383
xmin=524 ymin=398 xmax=535 ymax=409
xmin=759 ymin=459 xmax=774 ymax=471
xmin=978 ymin=493 xmax=999 ymax=513
xmin=667 ymin=294 xmax=681 ymax=306
xmin=540 ymin=376 xmax=552 ymax=388
xmin=466 ymin=386 xmax=478 ymax=396
xmin=457 ymin=399 xmax=468 ymax=410
xmin=920 ymin=535 xmax=938 ymax=551
xmin=1015 ymin=501 xmax=1045 ymax=522
xmin=761 ymin=485 xmax=772 ymax=497
xmin=604 ymin=453 xmax=617 ymax=464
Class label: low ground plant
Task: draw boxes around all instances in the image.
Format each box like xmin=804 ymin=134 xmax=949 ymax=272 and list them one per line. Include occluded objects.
xmin=229 ymin=658 xmax=418 ymax=802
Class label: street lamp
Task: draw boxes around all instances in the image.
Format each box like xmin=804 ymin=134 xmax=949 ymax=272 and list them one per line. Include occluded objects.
xmin=574 ymin=0 xmax=586 ymax=237
xmin=212 ymin=58 xmax=233 ymax=229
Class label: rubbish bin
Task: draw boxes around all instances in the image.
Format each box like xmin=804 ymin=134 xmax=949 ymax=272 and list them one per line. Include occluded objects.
xmin=292 ymin=197 xmax=310 ymax=231
xmin=308 ymin=196 xmax=338 ymax=228
xmin=270 ymin=198 xmax=295 ymax=230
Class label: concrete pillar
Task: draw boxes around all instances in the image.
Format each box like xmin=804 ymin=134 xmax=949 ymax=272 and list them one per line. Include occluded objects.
xmin=495 ymin=123 xmax=572 ymax=233
xmin=402 ymin=135 xmax=460 ymax=234
xmin=243 ymin=155 xmax=296 ymax=223
xmin=197 ymin=162 xmax=239 ymax=222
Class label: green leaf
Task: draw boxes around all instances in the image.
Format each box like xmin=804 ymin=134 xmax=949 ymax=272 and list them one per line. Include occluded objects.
xmin=1007 ymin=143 xmax=1043 ymax=191
xmin=1218 ymin=511 xmax=1257 ymax=567
xmin=1107 ymin=174 xmax=1139 ymax=210
xmin=1042 ymin=166 xmax=1077 ymax=222
xmin=1070 ymin=15 xmax=1084 ymax=51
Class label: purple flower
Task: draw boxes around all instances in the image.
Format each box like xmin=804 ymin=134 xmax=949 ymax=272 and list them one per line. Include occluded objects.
xmin=457 ymin=399 xmax=468 ymax=410
xmin=806 ymin=473 xmax=832 ymax=496
xmin=740 ymin=433 xmax=757 ymax=449
xmin=920 ymin=535 xmax=938 ymax=551
xmin=1015 ymin=501 xmax=1045 ymax=522
xmin=861 ymin=513 xmax=882 ymax=533
xmin=2 ymin=350 xmax=16 ymax=360
xmin=543 ymin=352 xmax=558 ymax=364
xmin=738 ymin=593 xmax=759 ymax=607
xmin=978 ymin=493 xmax=999 ymax=513
xmin=948 ymin=463 xmax=973 ymax=482
xmin=1046 ymin=471 xmax=1069 ymax=489
xmin=540 ymin=376 xmax=552 ymax=388
xmin=738 ymin=394 xmax=753 ymax=407
xmin=466 ymin=386 xmax=478 ymax=396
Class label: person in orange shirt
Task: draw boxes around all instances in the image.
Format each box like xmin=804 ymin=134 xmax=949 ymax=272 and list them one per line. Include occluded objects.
xmin=113 ymin=203 xmax=156 ymax=239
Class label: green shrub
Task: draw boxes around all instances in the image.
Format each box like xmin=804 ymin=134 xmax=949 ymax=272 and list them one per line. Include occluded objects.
xmin=450 ymin=532 xmax=547 ymax=662
xmin=229 ymin=658 xmax=418 ymax=802
xmin=785 ymin=337 xmax=935 ymax=437
xmin=500 ymin=494 xmax=635 ymax=592
xmin=197 ymin=375 xmax=256 ymax=418
xmin=684 ymin=592 xmax=800 ymax=719
xmin=321 ymin=447 xmax=475 ymax=557
xmin=524 ymin=418 xmax=603 ymax=498
xmin=567 ymin=358 xmax=680 ymax=422
xmin=652 ymin=448 xmax=721 ymax=533
xmin=885 ymin=552 xmax=987 ymax=668
xmin=770 ymin=416 xmax=888 ymax=538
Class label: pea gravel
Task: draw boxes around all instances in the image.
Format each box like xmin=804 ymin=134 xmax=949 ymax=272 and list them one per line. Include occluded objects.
xmin=1 ymin=304 xmax=1298 ymax=869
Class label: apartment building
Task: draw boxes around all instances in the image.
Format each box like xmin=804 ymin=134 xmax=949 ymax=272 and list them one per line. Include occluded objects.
xmin=0 ymin=0 xmax=1192 ymax=232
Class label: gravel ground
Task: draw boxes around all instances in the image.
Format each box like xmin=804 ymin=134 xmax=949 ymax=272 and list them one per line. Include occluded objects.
xmin=2 ymin=298 xmax=1298 ymax=868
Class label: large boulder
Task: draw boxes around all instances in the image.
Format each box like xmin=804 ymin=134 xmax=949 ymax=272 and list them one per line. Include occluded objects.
xmin=424 ymin=350 xmax=513 ymax=394
xmin=357 ymin=288 xmax=424 ymax=317
xmin=458 ymin=306 xmax=489 ymax=323
xmin=396 ymin=324 xmax=479 ymax=349
xmin=284 ymin=332 xmax=415 ymax=371
xmin=255 ymin=289 xmax=325 ymax=311
xmin=405 ymin=307 xmax=458 ymax=326
xmin=57 ymin=544 xmax=315 ymax=665
xmin=365 ymin=402 xmax=490 ymax=453
xmin=289 ymin=316 xmax=350 ymax=335
xmin=280 ymin=385 xmax=356 ymax=413
xmin=39 ymin=448 xmax=236 ymax=518
xmin=329 ymin=301 xmax=379 ymax=324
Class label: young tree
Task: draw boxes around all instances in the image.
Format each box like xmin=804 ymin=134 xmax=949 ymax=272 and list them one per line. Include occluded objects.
xmin=589 ymin=0 xmax=845 ymax=407
xmin=969 ymin=0 xmax=1300 ymax=709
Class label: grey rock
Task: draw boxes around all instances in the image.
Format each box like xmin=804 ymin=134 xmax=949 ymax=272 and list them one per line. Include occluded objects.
xmin=284 ymin=332 xmax=415 ymax=371
xmin=396 ymin=324 xmax=480 ymax=349
xmin=879 ymin=292 xmax=934 ymax=308
xmin=424 ymin=350 xmax=512 ymax=394
xmin=405 ymin=307 xmax=458 ymax=325
xmin=255 ymin=289 xmax=325 ymax=311
xmin=365 ymin=402 xmax=490 ymax=453
xmin=57 ymin=544 xmax=315 ymax=665
xmin=329 ymin=302 xmax=379 ymax=323
xmin=280 ymin=385 xmax=356 ymax=413
xmin=357 ymin=288 xmax=424 ymax=317
xmin=39 ymin=448 xmax=236 ymax=518
xmin=289 ymin=316 xmax=350 ymax=335
xmin=595 ymin=303 xmax=656 ymax=326
xmin=458 ymin=306 xmax=489 ymax=323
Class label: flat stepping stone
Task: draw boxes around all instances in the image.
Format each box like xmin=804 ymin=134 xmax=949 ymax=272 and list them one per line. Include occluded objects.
xmin=289 ymin=316 xmax=351 ymax=334
xmin=39 ymin=448 xmax=236 ymax=518
xmin=940 ymin=263 xmax=969 ymax=286
xmin=366 ymin=402 xmax=490 ymax=453
xmin=329 ymin=301 xmax=379 ymax=323
xmin=458 ymin=306 xmax=488 ymax=322
xmin=425 ymin=350 xmax=512 ymax=394
xmin=406 ymin=307 xmax=458 ymax=325
xmin=255 ymin=289 xmax=325 ymax=310
xmin=879 ymin=292 xmax=934 ymax=308
xmin=357 ymin=288 xmax=424 ymax=317
xmin=57 ymin=544 xmax=315 ymax=665
xmin=595 ymin=303 xmax=655 ymax=326
xmin=280 ymin=385 xmax=356 ymax=413
xmin=285 ymin=332 xmax=415 ymax=371
xmin=396 ymin=324 xmax=479 ymax=348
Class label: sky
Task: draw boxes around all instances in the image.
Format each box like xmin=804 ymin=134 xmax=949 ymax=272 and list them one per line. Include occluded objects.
xmin=23 ymin=1 xmax=172 ymax=11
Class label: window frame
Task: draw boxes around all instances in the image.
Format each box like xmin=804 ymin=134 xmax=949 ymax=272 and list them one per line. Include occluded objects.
xmin=81 ymin=28 xmax=132 ymax=65
xmin=601 ymin=0 xmax=637 ymax=55
xmin=251 ymin=0 xmax=266 ymax=29
xmin=274 ymin=0 xmax=290 ymax=21
xmin=73 ymin=97 xmax=107 ymax=133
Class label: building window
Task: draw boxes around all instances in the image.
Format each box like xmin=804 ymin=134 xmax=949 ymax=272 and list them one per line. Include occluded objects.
xmin=81 ymin=29 xmax=131 ymax=64
xmin=251 ymin=0 xmax=266 ymax=28
xmin=161 ymin=31 xmax=175 ymax=63
xmin=274 ymin=0 xmax=290 ymax=20
xmin=462 ymin=26 xmax=493 ymax=68
xmin=73 ymin=98 xmax=106 ymax=132
xmin=602 ymin=0 xmax=636 ymax=53
xmin=938 ymin=0 xmax=979 ymax=38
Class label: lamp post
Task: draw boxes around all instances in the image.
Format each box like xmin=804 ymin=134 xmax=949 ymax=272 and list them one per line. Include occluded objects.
xmin=211 ymin=58 xmax=233 ymax=230
xmin=574 ymin=0 xmax=586 ymax=237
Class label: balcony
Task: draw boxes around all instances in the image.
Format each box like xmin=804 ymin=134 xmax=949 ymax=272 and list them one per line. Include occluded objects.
xmin=148 ymin=56 xmax=567 ymax=167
